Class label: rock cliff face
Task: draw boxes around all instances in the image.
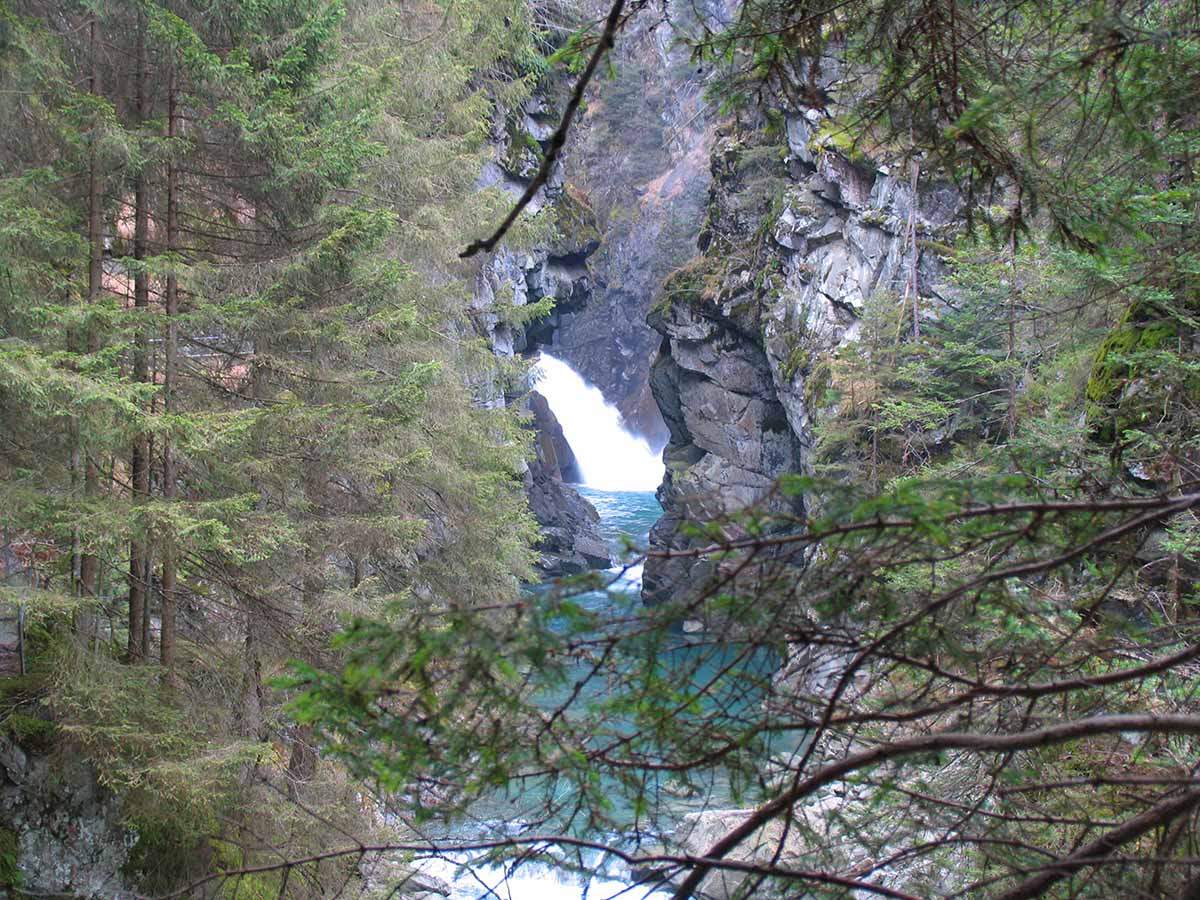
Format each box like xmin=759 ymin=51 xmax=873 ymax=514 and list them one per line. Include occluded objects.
xmin=528 ymin=391 xmax=582 ymax=485
xmin=0 ymin=735 xmax=133 ymax=898
xmin=643 ymin=90 xmax=960 ymax=604
xmin=469 ymin=93 xmax=613 ymax=578
xmin=546 ymin=1 xmax=727 ymax=448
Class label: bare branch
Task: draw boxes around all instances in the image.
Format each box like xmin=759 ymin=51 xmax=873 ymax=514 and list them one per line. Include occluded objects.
xmin=995 ymin=787 xmax=1200 ymax=900
xmin=459 ymin=0 xmax=630 ymax=258
xmin=671 ymin=715 xmax=1200 ymax=899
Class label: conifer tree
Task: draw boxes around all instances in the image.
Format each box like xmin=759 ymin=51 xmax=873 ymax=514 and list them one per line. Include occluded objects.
xmin=0 ymin=0 xmax=548 ymax=888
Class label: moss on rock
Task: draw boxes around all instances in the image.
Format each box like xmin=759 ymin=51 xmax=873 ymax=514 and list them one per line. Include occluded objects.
xmin=809 ymin=117 xmax=875 ymax=168
xmin=1 ymin=712 xmax=56 ymax=754
xmin=654 ymin=255 xmax=728 ymax=314
xmin=552 ymin=183 xmax=601 ymax=252
xmin=1086 ymin=304 xmax=1179 ymax=440
xmin=0 ymin=826 xmax=19 ymax=888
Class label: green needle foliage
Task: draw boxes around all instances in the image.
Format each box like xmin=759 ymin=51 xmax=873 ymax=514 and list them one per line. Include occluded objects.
xmin=0 ymin=0 xmax=553 ymax=892
xmin=1 ymin=0 xmax=1199 ymax=898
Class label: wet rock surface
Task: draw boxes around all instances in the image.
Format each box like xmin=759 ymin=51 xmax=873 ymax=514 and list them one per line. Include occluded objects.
xmin=643 ymin=287 xmax=805 ymax=605
xmin=523 ymin=392 xmax=611 ymax=575
xmin=528 ymin=391 xmax=582 ymax=484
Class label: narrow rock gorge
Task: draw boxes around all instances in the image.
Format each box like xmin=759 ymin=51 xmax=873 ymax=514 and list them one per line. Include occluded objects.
xmin=542 ymin=2 xmax=727 ymax=449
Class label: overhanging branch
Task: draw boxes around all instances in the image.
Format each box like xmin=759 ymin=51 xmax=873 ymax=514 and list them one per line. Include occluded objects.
xmin=670 ymin=714 xmax=1200 ymax=899
xmin=459 ymin=0 xmax=630 ymax=259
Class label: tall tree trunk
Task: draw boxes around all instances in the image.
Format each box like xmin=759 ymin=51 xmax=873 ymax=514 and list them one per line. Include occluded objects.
xmin=904 ymin=157 xmax=920 ymax=339
xmin=236 ymin=359 xmax=271 ymax=740
xmin=1006 ymin=233 xmax=1020 ymax=438
xmin=285 ymin=723 xmax=317 ymax=798
xmin=237 ymin=616 xmax=265 ymax=738
xmin=287 ymin=538 xmax=324 ymax=793
xmin=160 ymin=66 xmax=179 ymax=673
xmin=142 ymin=544 xmax=153 ymax=654
xmin=128 ymin=13 xmax=149 ymax=661
xmin=78 ymin=15 xmax=104 ymax=637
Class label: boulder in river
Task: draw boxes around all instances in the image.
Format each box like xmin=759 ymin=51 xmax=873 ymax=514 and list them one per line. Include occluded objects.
xmin=524 ymin=393 xmax=612 ymax=576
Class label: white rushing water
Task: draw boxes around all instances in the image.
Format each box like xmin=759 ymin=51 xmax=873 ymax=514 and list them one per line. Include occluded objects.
xmin=534 ymin=354 xmax=663 ymax=492
xmin=411 ymin=359 xmax=668 ymax=898
xmin=421 ymin=856 xmax=671 ymax=900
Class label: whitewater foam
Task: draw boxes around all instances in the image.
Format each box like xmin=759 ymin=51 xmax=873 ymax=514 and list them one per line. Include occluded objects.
xmin=534 ymin=354 xmax=663 ymax=493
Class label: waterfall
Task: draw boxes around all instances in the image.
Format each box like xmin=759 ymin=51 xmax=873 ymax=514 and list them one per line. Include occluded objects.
xmin=534 ymin=354 xmax=663 ymax=492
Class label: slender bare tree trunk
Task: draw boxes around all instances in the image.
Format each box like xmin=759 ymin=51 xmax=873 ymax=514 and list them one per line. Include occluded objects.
xmin=128 ymin=12 xmax=149 ymax=661
xmin=160 ymin=66 xmax=179 ymax=673
xmin=142 ymin=544 xmax=153 ymax=654
xmin=286 ymin=723 xmax=317 ymax=799
xmin=1006 ymin=233 xmax=1020 ymax=438
xmin=77 ymin=15 xmax=104 ymax=640
xmin=70 ymin=444 xmax=81 ymax=605
xmin=233 ymin=358 xmax=273 ymax=739
xmin=287 ymin=539 xmax=324 ymax=793
xmin=905 ymin=157 xmax=920 ymax=338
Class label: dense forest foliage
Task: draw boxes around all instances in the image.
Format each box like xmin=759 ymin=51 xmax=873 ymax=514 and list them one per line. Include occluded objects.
xmin=0 ymin=0 xmax=560 ymax=891
xmin=0 ymin=0 xmax=1198 ymax=898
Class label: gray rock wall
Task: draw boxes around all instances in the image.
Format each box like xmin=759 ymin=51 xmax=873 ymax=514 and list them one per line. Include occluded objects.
xmin=546 ymin=0 xmax=733 ymax=448
xmin=643 ymin=88 xmax=959 ymax=605
xmin=0 ymin=736 xmax=133 ymax=898
xmin=641 ymin=63 xmax=971 ymax=900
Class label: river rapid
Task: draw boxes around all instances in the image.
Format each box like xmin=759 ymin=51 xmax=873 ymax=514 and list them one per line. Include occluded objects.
xmin=417 ymin=357 xmax=785 ymax=899
xmin=420 ymin=485 xmax=672 ymax=900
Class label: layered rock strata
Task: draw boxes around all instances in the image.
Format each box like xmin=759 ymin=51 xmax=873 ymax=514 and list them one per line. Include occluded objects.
xmin=643 ymin=65 xmax=970 ymax=900
xmin=643 ymin=97 xmax=960 ymax=605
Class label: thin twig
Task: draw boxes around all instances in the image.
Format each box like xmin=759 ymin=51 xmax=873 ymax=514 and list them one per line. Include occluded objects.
xmin=459 ymin=0 xmax=630 ymax=258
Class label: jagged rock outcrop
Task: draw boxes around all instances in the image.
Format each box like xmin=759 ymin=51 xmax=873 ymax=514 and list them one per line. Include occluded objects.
xmin=472 ymin=242 xmax=612 ymax=578
xmin=470 ymin=208 xmax=617 ymax=575
xmin=642 ymin=76 xmax=973 ymax=890
xmin=643 ymin=84 xmax=960 ymax=605
xmin=469 ymin=91 xmax=612 ymax=578
xmin=642 ymin=267 xmax=807 ymax=604
xmin=524 ymin=392 xmax=611 ymax=574
xmin=528 ymin=391 xmax=582 ymax=484
xmin=0 ymin=735 xmax=133 ymax=898
xmin=471 ymin=244 xmax=597 ymax=372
